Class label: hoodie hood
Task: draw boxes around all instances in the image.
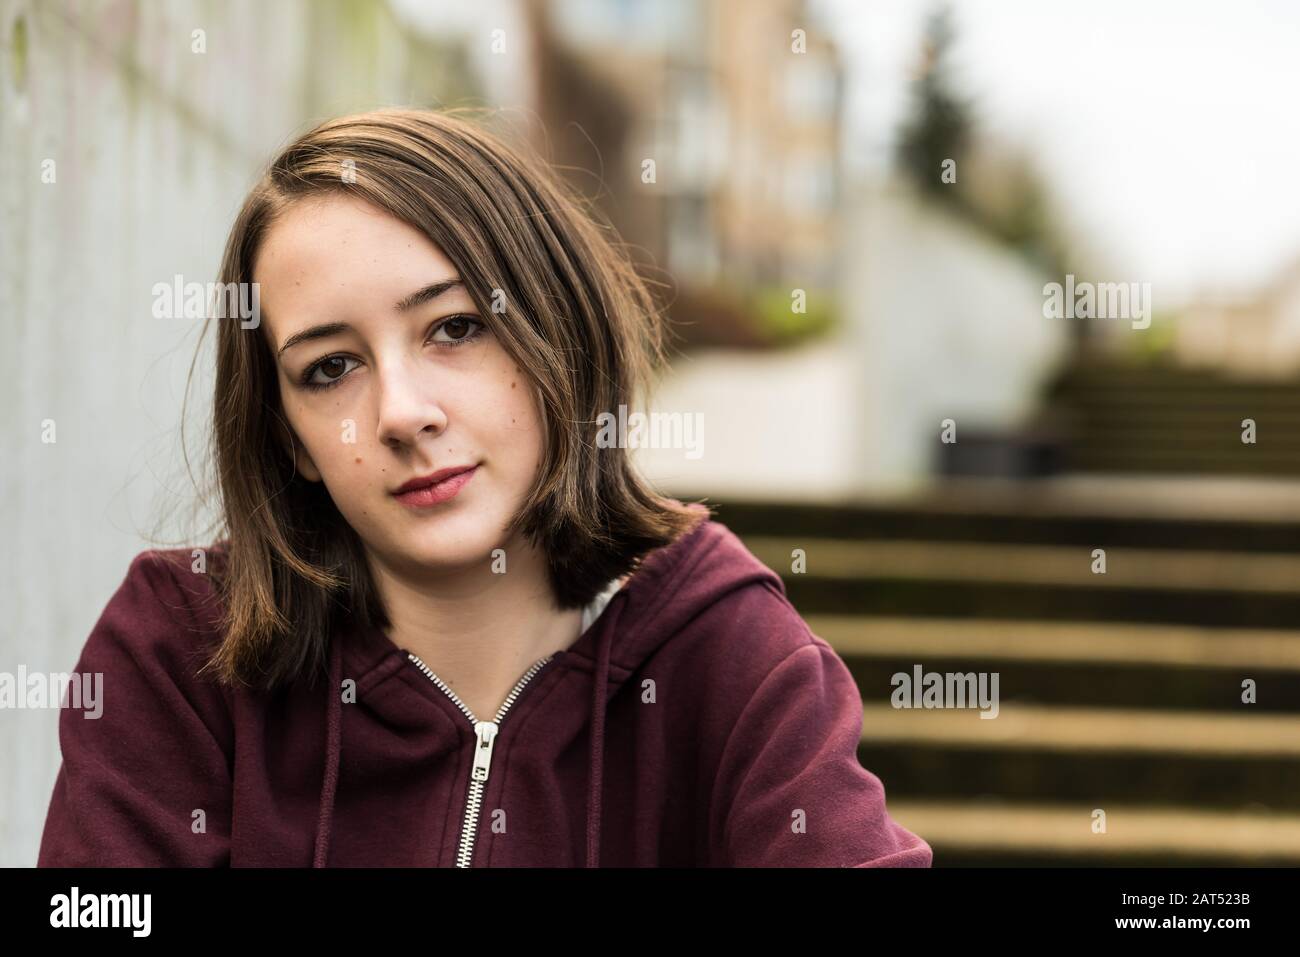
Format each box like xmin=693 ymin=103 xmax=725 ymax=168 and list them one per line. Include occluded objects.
xmin=311 ymin=501 xmax=762 ymax=868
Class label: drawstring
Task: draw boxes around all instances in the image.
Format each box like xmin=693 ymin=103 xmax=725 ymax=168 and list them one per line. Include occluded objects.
xmin=312 ymin=635 xmax=343 ymax=868
xmin=584 ymin=627 xmax=608 ymax=867
xmin=584 ymin=592 xmax=627 ymax=868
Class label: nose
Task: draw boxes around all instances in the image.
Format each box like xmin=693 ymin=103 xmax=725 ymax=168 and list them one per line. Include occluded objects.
xmin=374 ymin=354 xmax=449 ymax=449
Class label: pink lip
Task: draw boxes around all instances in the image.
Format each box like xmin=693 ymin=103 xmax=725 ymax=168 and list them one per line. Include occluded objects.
xmin=392 ymin=466 xmax=478 ymax=507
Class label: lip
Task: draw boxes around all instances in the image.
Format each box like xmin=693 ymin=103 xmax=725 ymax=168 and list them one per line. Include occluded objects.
xmin=392 ymin=465 xmax=479 ymax=507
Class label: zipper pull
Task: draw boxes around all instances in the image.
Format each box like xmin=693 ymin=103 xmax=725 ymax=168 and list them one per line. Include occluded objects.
xmin=471 ymin=721 xmax=498 ymax=782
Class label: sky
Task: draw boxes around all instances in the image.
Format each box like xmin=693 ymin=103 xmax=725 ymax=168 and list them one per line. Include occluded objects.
xmin=813 ymin=0 xmax=1300 ymax=307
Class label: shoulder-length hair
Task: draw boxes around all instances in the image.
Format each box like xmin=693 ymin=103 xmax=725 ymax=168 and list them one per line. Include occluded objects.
xmin=193 ymin=107 xmax=706 ymax=693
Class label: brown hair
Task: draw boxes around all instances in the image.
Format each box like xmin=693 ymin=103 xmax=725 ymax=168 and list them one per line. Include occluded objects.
xmin=190 ymin=107 xmax=706 ymax=693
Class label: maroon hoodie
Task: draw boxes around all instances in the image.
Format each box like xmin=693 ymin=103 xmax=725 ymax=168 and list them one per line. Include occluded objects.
xmin=37 ymin=503 xmax=932 ymax=867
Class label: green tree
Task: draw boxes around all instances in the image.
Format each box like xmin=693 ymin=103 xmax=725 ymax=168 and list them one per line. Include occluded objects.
xmin=896 ymin=4 xmax=972 ymax=206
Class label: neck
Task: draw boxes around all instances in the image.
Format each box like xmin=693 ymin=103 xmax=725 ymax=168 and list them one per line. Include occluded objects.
xmin=366 ymin=534 xmax=583 ymax=719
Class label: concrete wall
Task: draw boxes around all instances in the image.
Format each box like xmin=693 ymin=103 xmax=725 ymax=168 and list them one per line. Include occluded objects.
xmin=843 ymin=178 xmax=1069 ymax=491
xmin=639 ymin=177 xmax=1067 ymax=499
xmin=0 ymin=0 xmax=500 ymax=867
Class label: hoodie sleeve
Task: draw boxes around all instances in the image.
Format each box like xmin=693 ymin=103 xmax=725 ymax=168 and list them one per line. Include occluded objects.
xmin=711 ymin=638 xmax=933 ymax=868
xmin=37 ymin=550 xmax=234 ymax=866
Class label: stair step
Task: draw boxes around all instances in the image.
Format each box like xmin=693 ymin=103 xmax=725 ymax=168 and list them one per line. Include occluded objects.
xmin=1065 ymin=458 xmax=1300 ymax=476
xmin=740 ymin=537 xmax=1300 ymax=626
xmin=1066 ymin=397 xmax=1300 ymax=410
xmin=888 ymin=800 xmax=1300 ymax=864
xmin=859 ymin=703 xmax=1300 ymax=756
xmin=813 ymin=616 xmax=1300 ymax=712
xmin=811 ymin=615 xmax=1300 ymax=670
xmin=746 ymin=538 xmax=1300 ymax=593
xmin=695 ymin=483 xmax=1300 ymax=548
xmin=857 ymin=705 xmax=1300 ymax=810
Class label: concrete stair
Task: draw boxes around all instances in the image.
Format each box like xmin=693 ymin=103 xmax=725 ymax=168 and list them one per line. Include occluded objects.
xmin=1045 ymin=362 xmax=1300 ymax=475
xmin=885 ymin=801 xmax=1300 ymax=867
xmin=701 ymin=491 xmax=1300 ymax=865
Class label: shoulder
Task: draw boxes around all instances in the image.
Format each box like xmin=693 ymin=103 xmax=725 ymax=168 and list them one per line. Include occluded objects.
xmin=76 ymin=544 xmax=230 ymax=688
xmin=684 ymin=516 xmax=822 ymax=657
xmin=646 ymin=513 xmax=835 ymax=702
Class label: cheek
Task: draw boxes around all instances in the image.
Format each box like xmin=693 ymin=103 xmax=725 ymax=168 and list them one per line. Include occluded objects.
xmin=489 ymin=361 xmax=541 ymax=430
xmin=488 ymin=377 xmax=546 ymax=469
xmin=287 ymin=402 xmax=358 ymax=471
xmin=512 ymin=381 xmax=546 ymax=440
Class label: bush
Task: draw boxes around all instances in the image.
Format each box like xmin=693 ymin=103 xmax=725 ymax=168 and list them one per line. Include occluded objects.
xmin=749 ymin=285 xmax=837 ymax=345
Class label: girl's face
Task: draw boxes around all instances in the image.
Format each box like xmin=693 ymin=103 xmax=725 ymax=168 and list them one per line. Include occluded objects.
xmin=254 ymin=193 xmax=544 ymax=578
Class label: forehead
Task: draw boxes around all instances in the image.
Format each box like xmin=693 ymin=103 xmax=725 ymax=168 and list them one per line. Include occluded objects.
xmin=254 ymin=194 xmax=467 ymax=340
xmin=255 ymin=193 xmax=455 ymax=282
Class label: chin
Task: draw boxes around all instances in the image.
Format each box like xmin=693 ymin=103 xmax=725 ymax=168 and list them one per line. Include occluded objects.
xmin=397 ymin=502 xmax=512 ymax=564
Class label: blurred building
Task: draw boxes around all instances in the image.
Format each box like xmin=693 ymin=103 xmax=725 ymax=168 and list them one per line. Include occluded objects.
xmin=1176 ymin=258 xmax=1300 ymax=379
xmin=524 ymin=0 xmax=844 ymax=345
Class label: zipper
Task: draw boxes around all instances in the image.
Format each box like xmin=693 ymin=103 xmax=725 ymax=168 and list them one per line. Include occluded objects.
xmin=406 ymin=652 xmax=556 ymax=867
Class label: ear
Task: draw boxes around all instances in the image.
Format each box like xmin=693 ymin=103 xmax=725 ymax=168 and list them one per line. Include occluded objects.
xmin=275 ymin=415 xmax=322 ymax=483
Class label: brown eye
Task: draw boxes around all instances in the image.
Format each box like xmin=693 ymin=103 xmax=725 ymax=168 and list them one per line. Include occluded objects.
xmin=302 ymin=355 xmax=360 ymax=390
xmin=320 ymin=357 xmax=347 ymax=379
xmin=431 ymin=314 xmax=483 ymax=346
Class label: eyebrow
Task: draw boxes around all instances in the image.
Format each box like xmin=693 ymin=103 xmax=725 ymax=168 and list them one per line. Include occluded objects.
xmin=276 ymin=279 xmax=466 ymax=359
